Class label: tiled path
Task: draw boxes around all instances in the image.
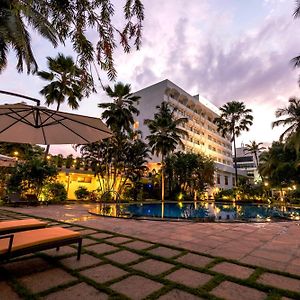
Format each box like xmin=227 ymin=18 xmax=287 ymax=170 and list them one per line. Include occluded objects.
xmin=1 ymin=204 xmax=300 ymax=299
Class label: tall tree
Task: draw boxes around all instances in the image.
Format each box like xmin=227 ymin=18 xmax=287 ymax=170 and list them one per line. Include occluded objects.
xmin=78 ymin=135 xmax=149 ymax=198
xmin=214 ymin=101 xmax=253 ymax=186
xmin=165 ymin=152 xmax=215 ymax=200
xmin=0 ymin=0 xmax=58 ymax=73
xmin=244 ymin=140 xmax=265 ymax=168
xmin=0 ymin=0 xmax=144 ymax=80
xmin=259 ymin=142 xmax=300 ymax=189
xmin=0 ymin=142 xmax=44 ymax=160
xmin=272 ymin=97 xmax=300 ymax=155
xmin=99 ymin=82 xmax=140 ymax=134
xmin=144 ymin=102 xmax=187 ymax=202
xmin=38 ymin=53 xmax=93 ymax=111
xmin=38 ymin=53 xmax=93 ymax=155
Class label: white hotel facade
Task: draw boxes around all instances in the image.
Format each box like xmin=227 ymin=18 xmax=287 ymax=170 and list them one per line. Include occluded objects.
xmin=134 ymin=79 xmax=238 ymax=192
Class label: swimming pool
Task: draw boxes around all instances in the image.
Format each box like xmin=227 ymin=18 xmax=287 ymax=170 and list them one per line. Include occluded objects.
xmin=88 ymin=202 xmax=300 ymax=222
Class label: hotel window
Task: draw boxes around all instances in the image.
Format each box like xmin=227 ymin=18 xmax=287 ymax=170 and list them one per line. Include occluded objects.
xmin=217 ymin=174 xmax=221 ymax=184
xmin=225 ymin=176 xmax=228 ymax=185
xmin=77 ymin=176 xmax=92 ymax=183
xmin=133 ymin=121 xmax=139 ymax=129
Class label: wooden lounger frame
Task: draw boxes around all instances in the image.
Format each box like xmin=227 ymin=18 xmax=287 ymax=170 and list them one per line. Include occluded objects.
xmin=0 ymin=222 xmax=47 ymax=235
xmin=0 ymin=234 xmax=82 ymax=262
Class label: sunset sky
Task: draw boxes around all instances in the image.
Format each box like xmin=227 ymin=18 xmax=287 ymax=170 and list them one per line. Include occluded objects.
xmin=1 ymin=0 xmax=300 ymax=156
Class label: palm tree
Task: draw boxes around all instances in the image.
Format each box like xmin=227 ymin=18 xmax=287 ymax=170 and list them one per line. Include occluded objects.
xmin=38 ymin=53 xmax=93 ymax=155
xmin=0 ymin=0 xmax=58 ymax=73
xmin=38 ymin=53 xmax=93 ymax=111
xmin=99 ymin=82 xmax=140 ymax=134
xmin=272 ymin=97 xmax=300 ymax=155
xmin=244 ymin=141 xmax=265 ymax=181
xmin=144 ymin=102 xmax=188 ymax=202
xmin=244 ymin=141 xmax=265 ymax=168
xmin=214 ymin=101 xmax=253 ymax=186
xmin=0 ymin=1 xmax=144 ymax=78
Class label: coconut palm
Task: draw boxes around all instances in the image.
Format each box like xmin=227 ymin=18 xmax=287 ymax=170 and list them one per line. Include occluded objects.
xmin=272 ymin=97 xmax=300 ymax=155
xmin=99 ymin=82 xmax=140 ymax=134
xmin=144 ymin=102 xmax=188 ymax=202
xmin=38 ymin=53 xmax=93 ymax=111
xmin=38 ymin=53 xmax=93 ymax=155
xmin=0 ymin=1 xmax=144 ymax=79
xmin=214 ymin=101 xmax=253 ymax=186
xmin=0 ymin=0 xmax=58 ymax=73
xmin=244 ymin=141 xmax=265 ymax=168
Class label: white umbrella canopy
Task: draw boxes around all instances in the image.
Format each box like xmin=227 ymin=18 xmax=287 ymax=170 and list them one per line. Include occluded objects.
xmin=0 ymin=103 xmax=112 ymax=144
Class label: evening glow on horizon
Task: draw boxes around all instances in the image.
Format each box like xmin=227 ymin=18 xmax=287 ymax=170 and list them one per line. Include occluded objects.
xmin=1 ymin=0 xmax=300 ymax=156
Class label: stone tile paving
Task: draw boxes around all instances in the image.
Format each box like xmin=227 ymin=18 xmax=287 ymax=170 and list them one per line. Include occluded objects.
xmin=257 ymin=273 xmax=300 ymax=293
xmin=104 ymin=250 xmax=142 ymax=264
xmin=176 ymin=252 xmax=214 ymax=268
xmin=211 ymin=281 xmax=267 ymax=300
xmin=43 ymin=282 xmax=109 ymax=300
xmin=132 ymin=259 xmax=174 ymax=275
xmin=210 ymin=262 xmax=254 ymax=279
xmin=18 ymin=268 xmax=77 ymax=293
xmin=80 ymin=263 xmax=128 ymax=284
xmin=157 ymin=289 xmax=204 ymax=300
xmin=165 ymin=268 xmax=213 ymax=288
xmin=0 ymin=281 xmax=22 ymax=300
xmin=110 ymin=275 xmax=163 ymax=300
xmin=60 ymin=254 xmax=102 ymax=270
xmin=1 ymin=207 xmax=300 ymax=299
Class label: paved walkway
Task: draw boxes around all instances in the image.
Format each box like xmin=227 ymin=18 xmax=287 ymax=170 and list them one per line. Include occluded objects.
xmin=1 ymin=204 xmax=300 ymax=299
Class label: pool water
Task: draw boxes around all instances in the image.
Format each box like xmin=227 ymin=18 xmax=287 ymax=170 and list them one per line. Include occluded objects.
xmin=89 ymin=202 xmax=300 ymax=222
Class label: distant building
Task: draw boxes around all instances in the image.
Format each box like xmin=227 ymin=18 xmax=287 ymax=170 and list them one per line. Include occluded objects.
xmin=234 ymin=145 xmax=264 ymax=183
xmin=134 ymin=79 xmax=241 ymax=191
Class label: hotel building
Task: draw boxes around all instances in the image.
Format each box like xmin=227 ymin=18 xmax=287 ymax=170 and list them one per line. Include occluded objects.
xmin=134 ymin=79 xmax=238 ymax=191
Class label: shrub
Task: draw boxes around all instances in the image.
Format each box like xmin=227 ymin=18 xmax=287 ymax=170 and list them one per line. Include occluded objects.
xmin=75 ymin=186 xmax=90 ymax=200
xmin=7 ymin=158 xmax=57 ymax=197
xmin=43 ymin=182 xmax=67 ymax=203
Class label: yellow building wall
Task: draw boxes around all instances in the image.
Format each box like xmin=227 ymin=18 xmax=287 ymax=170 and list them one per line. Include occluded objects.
xmin=57 ymin=171 xmax=100 ymax=200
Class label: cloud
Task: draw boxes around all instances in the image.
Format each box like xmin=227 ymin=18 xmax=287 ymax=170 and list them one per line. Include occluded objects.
xmin=1 ymin=0 xmax=300 ymax=150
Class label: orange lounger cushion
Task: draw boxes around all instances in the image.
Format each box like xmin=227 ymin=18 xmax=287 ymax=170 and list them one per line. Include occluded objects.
xmin=0 ymin=227 xmax=80 ymax=255
xmin=0 ymin=219 xmax=47 ymax=233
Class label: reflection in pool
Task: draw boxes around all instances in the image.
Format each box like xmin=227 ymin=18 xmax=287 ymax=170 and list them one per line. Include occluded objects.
xmin=89 ymin=202 xmax=300 ymax=222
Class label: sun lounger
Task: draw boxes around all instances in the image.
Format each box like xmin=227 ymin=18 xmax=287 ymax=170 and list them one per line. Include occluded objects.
xmin=5 ymin=192 xmax=39 ymax=206
xmin=0 ymin=219 xmax=47 ymax=235
xmin=0 ymin=227 xmax=82 ymax=262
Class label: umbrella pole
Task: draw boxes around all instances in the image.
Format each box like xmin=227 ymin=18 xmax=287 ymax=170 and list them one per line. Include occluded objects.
xmin=44 ymin=145 xmax=50 ymax=159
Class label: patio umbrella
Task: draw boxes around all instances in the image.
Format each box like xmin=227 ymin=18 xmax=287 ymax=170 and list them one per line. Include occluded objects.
xmin=0 ymin=103 xmax=112 ymax=144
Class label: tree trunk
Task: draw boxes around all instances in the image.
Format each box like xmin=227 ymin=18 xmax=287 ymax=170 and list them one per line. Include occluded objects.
xmin=233 ymin=134 xmax=238 ymax=187
xmin=161 ymin=155 xmax=165 ymax=203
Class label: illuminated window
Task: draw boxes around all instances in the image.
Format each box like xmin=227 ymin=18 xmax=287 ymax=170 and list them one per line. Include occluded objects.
xmin=77 ymin=176 xmax=92 ymax=183
xmin=133 ymin=121 xmax=139 ymax=129
xmin=217 ymin=174 xmax=220 ymax=184
xmin=225 ymin=176 xmax=228 ymax=185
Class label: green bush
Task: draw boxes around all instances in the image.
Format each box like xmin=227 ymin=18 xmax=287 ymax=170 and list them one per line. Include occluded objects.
xmin=7 ymin=158 xmax=58 ymax=197
xmin=75 ymin=186 xmax=90 ymax=200
xmin=286 ymin=188 xmax=300 ymax=204
xmin=43 ymin=182 xmax=67 ymax=203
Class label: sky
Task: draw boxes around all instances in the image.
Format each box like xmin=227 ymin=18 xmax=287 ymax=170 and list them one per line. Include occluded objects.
xmin=1 ymin=0 xmax=300 ymax=156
